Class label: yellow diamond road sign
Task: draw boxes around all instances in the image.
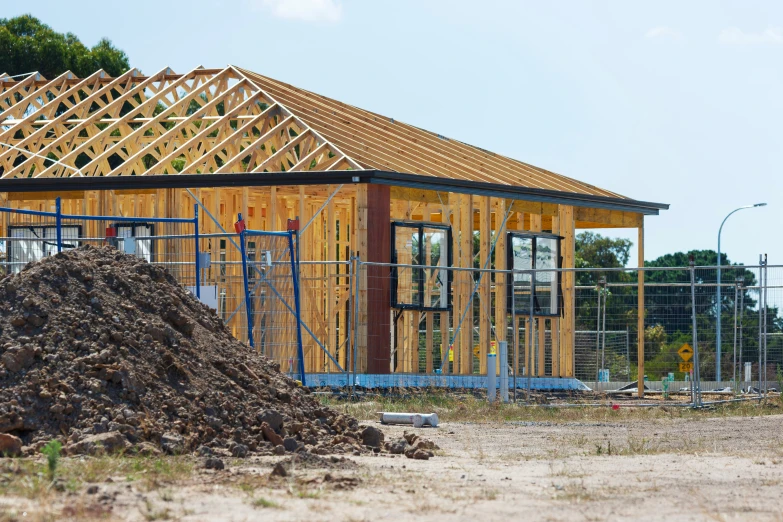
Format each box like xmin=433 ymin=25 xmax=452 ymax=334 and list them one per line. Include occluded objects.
xmin=678 ymin=343 xmax=693 ymax=362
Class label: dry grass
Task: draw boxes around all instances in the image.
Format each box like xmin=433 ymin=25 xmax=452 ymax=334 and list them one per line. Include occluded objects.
xmin=0 ymin=455 xmax=194 ymax=520
xmin=320 ymin=392 xmax=783 ymax=424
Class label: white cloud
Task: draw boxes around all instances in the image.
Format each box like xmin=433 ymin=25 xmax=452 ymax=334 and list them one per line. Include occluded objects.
xmin=719 ymin=27 xmax=783 ymax=45
xmin=645 ymin=26 xmax=681 ymax=40
xmin=255 ymin=0 xmax=343 ymax=23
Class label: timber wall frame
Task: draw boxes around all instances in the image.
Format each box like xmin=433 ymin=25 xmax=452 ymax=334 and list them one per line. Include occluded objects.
xmin=0 ymin=182 xmax=652 ymax=382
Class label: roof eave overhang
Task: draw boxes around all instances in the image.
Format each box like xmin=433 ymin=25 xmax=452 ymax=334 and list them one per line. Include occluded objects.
xmin=0 ymin=170 xmax=668 ymax=215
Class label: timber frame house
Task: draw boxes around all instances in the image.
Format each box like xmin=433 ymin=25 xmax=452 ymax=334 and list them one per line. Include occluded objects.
xmin=0 ymin=65 xmax=667 ymax=385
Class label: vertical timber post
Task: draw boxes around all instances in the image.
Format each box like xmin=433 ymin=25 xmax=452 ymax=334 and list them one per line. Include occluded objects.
xmin=479 ymin=196 xmax=491 ymax=375
xmin=558 ymin=205 xmax=575 ymax=377
xmin=494 ymin=199 xmax=507 ymax=345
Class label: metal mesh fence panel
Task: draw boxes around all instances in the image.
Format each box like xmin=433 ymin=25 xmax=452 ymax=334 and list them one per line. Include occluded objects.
xmin=349 ymin=260 xmax=783 ymax=399
xmin=239 ymin=230 xmax=304 ymax=382
xmin=298 ymin=261 xmax=352 ymax=380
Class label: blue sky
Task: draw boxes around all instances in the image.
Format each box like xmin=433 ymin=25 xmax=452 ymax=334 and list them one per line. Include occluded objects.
xmin=8 ymin=0 xmax=782 ymax=268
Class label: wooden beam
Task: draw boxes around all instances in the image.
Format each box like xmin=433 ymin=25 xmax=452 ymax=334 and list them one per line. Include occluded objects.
xmin=574 ymin=208 xmax=643 ymax=228
xmin=327 ymin=186 xmax=336 ymax=371
xmin=479 ymin=196 xmax=491 ymax=374
xmin=550 ymin=213 xmax=560 ymax=377
xmin=494 ymin=198 xmax=507 ymax=357
xmin=459 ymin=194 xmax=474 ymax=375
xmin=6 ymin=191 xmax=85 ymax=201
xmin=558 ymin=205 xmax=576 ymax=377
xmin=390 ymin=187 xmax=448 ymax=206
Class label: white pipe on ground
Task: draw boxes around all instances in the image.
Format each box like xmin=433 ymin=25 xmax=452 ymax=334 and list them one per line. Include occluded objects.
xmin=499 ymin=341 xmax=509 ymax=403
xmin=487 ymin=352 xmax=497 ymax=403
xmin=378 ymin=412 xmax=439 ymax=427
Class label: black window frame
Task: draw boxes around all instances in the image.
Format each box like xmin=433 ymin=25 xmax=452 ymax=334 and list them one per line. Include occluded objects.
xmin=391 ymin=221 xmax=453 ymax=311
xmin=506 ymin=231 xmax=563 ymax=317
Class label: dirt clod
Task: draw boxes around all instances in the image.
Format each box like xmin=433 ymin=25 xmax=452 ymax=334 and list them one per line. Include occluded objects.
xmin=0 ymin=433 xmax=22 ymax=456
xmin=203 ymin=457 xmax=225 ymax=470
xmin=66 ymin=431 xmax=127 ymax=456
xmin=361 ymin=425 xmax=384 ymax=448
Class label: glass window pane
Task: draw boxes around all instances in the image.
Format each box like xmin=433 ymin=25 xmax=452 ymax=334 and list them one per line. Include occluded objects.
xmin=422 ymin=227 xmax=448 ymax=309
xmin=510 ymin=236 xmax=533 ymax=313
xmin=535 ymin=237 xmax=558 ymax=315
xmin=394 ymin=226 xmax=420 ymax=307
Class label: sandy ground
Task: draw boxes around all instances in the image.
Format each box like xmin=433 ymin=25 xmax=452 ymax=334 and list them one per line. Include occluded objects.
xmin=4 ymin=413 xmax=783 ymax=521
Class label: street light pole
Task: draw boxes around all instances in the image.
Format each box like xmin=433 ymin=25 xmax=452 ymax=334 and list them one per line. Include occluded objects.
xmin=716 ymin=203 xmax=767 ymax=382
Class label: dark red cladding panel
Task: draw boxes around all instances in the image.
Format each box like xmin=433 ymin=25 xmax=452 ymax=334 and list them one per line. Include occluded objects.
xmin=365 ymin=185 xmax=391 ymax=373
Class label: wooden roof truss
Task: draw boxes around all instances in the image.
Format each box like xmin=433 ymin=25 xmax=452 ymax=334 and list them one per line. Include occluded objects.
xmin=0 ymin=66 xmax=361 ymax=179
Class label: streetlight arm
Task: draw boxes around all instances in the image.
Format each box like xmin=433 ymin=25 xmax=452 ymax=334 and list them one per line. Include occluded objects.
xmin=715 ymin=201 xmax=766 ymax=383
xmin=718 ymin=204 xmax=765 ymax=267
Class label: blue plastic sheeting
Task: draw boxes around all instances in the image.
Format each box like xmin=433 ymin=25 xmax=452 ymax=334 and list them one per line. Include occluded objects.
xmin=301 ymin=373 xmax=590 ymax=391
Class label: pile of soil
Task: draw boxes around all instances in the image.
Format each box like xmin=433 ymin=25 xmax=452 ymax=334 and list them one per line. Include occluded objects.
xmin=0 ymin=246 xmax=379 ymax=457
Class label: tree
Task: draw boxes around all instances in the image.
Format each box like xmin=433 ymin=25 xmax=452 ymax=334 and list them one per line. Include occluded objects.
xmin=576 ymin=232 xmax=631 ymax=270
xmin=574 ymin=232 xmax=635 ymax=335
xmin=0 ymin=15 xmax=130 ymax=79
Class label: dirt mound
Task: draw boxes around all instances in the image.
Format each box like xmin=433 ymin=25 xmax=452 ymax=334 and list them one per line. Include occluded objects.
xmin=0 ymin=246 xmax=374 ymax=457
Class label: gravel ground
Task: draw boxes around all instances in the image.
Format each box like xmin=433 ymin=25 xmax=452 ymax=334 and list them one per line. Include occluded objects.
xmin=3 ymin=411 xmax=783 ymax=521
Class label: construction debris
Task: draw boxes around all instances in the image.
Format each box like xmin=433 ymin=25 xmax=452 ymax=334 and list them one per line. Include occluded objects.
xmin=379 ymin=412 xmax=439 ymax=427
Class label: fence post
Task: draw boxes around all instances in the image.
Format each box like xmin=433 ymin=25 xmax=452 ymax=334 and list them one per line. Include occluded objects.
xmin=499 ymin=340 xmax=509 ymax=403
xmin=689 ymin=256 xmax=701 ymax=407
xmin=55 ymin=197 xmax=62 ymax=253
xmin=757 ymin=254 xmax=767 ymax=396
xmin=287 ymin=230 xmax=306 ymax=387
xmin=511 ymin=270 xmax=517 ymax=403
xmin=763 ymin=255 xmax=768 ymax=395
xmin=346 ymin=257 xmax=354 ymax=389
xmin=237 ymin=214 xmax=254 ymax=349
xmin=487 ymin=352 xmax=497 ymax=403
xmin=527 ymin=268 xmax=535 ymax=402
xmin=193 ymin=204 xmax=200 ymax=300
xmin=351 ymin=256 xmax=360 ymax=399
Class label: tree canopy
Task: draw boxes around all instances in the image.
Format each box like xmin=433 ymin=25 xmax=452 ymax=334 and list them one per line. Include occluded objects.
xmin=575 ymin=232 xmax=632 ymax=285
xmin=0 ymin=15 xmax=130 ymax=79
